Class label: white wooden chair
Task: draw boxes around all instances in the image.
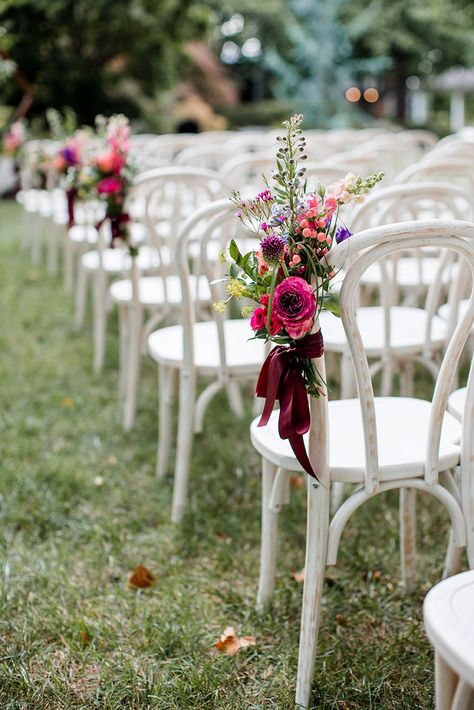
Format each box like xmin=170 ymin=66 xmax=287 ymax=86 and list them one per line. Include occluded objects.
xmin=250 ymin=219 xmax=474 ymax=708
xmin=424 ymin=570 xmax=474 ymax=710
xmin=81 ymin=167 xmax=223 ymax=373
xmin=320 ymin=183 xmax=473 ymax=398
xmin=109 ymin=167 xmax=225 ymax=427
xmin=219 ymin=152 xmax=275 ymax=193
xmin=395 ymin=157 xmax=474 ymax=193
xmin=147 ymin=199 xmax=266 ymax=523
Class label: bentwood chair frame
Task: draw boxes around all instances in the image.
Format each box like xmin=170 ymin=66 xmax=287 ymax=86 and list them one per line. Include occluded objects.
xmin=147 ymin=199 xmax=266 ymax=522
xmin=250 ymin=220 xmax=474 ymax=708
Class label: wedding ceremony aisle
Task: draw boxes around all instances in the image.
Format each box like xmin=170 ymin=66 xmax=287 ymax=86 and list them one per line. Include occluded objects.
xmin=0 ymin=198 xmax=454 ymax=708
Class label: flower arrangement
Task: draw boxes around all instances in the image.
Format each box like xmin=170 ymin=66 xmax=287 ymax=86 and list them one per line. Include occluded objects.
xmin=54 ymin=130 xmax=90 ymax=226
xmin=220 ymin=114 xmax=383 ymax=478
xmin=2 ymin=120 xmax=26 ymax=158
xmin=77 ymin=115 xmax=136 ymax=253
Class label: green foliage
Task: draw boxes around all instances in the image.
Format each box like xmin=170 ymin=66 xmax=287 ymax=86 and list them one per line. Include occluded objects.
xmin=0 ymin=0 xmax=210 ymax=124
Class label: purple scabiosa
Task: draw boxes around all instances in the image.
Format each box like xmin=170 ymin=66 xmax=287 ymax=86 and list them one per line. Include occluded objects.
xmin=260 ymin=234 xmax=286 ymax=265
xmin=335 ymin=226 xmax=352 ymax=244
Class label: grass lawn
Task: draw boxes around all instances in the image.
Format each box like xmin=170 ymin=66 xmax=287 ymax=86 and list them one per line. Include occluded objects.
xmin=0 ymin=198 xmax=455 ymax=708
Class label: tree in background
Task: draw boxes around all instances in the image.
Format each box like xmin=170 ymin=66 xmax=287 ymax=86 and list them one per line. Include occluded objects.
xmin=264 ymin=0 xmax=355 ymax=127
xmin=0 ymin=0 xmax=209 ymax=127
xmin=339 ymin=0 xmax=474 ymax=121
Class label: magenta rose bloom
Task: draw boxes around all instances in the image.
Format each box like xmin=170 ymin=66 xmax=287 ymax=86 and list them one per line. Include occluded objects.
xmin=272 ymin=276 xmax=316 ymax=339
xmin=97 ymin=176 xmax=122 ymax=195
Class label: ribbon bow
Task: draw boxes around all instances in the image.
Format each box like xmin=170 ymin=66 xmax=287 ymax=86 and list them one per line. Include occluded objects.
xmin=96 ymin=212 xmax=130 ymax=248
xmin=256 ymin=330 xmax=324 ymax=480
xmin=66 ymin=187 xmax=77 ymax=228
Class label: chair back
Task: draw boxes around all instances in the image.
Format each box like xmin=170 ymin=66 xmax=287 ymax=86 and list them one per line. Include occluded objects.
xmin=329 ymin=220 xmax=474 ymax=494
xmin=395 ymin=157 xmax=474 ymax=192
xmin=175 ymin=199 xmax=259 ymax=381
xmin=219 ymin=152 xmax=275 ymax=192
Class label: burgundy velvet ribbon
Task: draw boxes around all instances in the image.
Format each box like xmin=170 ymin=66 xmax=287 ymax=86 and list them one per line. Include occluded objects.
xmin=256 ymin=330 xmax=324 ymax=479
xmin=96 ymin=212 xmax=130 ymax=248
xmin=66 ymin=188 xmax=77 ymax=227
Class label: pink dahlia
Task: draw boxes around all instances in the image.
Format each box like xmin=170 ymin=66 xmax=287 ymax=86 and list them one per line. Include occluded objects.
xmin=272 ymin=276 xmax=316 ymax=339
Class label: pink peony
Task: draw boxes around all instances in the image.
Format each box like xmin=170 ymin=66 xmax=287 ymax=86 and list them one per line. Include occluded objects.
xmin=272 ymin=276 xmax=316 ymax=339
xmin=97 ymin=176 xmax=122 ymax=194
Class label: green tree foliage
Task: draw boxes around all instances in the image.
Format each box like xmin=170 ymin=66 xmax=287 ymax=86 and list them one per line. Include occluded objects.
xmin=0 ymin=0 xmax=209 ymax=124
xmin=264 ymin=0 xmax=355 ymax=127
xmin=339 ymin=0 xmax=474 ymax=120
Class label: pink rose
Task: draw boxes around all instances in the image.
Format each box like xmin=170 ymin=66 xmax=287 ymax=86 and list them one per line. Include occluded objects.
xmin=97 ymin=176 xmax=122 ymax=195
xmin=272 ymin=276 xmax=316 ymax=339
xmin=250 ymin=307 xmax=266 ymax=331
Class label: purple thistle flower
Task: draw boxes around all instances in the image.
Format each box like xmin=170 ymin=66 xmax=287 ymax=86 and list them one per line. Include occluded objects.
xmin=260 ymin=234 xmax=286 ymax=264
xmin=335 ymin=226 xmax=352 ymax=244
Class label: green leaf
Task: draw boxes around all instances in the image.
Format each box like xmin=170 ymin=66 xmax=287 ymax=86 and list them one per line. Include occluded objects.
xmin=229 ymin=239 xmax=241 ymax=264
xmin=322 ymin=292 xmax=341 ymax=317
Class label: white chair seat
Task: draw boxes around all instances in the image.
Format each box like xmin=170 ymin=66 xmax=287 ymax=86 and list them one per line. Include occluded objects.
xmin=319 ymin=306 xmax=446 ymax=356
xmin=448 ymin=387 xmax=467 ymax=420
xmin=438 ymin=299 xmax=472 ymax=331
xmin=424 ymin=570 xmax=474 ymax=695
xmin=147 ymin=319 xmax=265 ymax=375
xmin=81 ymin=245 xmax=160 ymax=273
xmin=362 ymin=256 xmax=458 ymax=288
xmin=250 ymin=397 xmax=461 ymax=481
xmin=68 ymin=224 xmax=99 ymax=244
xmin=110 ymin=274 xmax=211 ymax=306
xmin=69 ymin=221 xmax=146 ymax=246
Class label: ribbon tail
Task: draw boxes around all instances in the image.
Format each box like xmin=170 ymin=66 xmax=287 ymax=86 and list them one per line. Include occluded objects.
xmin=288 ymin=434 xmax=318 ymax=480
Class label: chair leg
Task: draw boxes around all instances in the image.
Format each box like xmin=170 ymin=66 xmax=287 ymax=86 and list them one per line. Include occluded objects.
xmin=435 ymin=651 xmax=457 ymax=710
xmin=400 ymin=488 xmax=417 ymax=591
xmin=156 ymin=366 xmax=178 ymax=478
xmin=46 ymin=222 xmax=58 ymax=275
xmin=256 ymin=458 xmax=279 ymax=610
xmin=122 ymin=304 xmax=143 ymax=431
xmin=74 ymin=263 xmax=88 ymax=330
xmin=171 ymin=367 xmax=196 ymax=523
xmin=31 ymin=218 xmax=41 ymax=266
xmin=118 ymin=306 xmax=129 ymax=399
xmin=226 ymin=382 xmax=245 ymax=418
xmin=93 ymin=270 xmax=107 ymax=373
xmin=64 ymin=238 xmax=74 ymax=293
xmin=381 ymin=360 xmax=393 ymax=396
xmin=399 ymin=360 xmax=414 ymax=397
xmin=295 ymin=480 xmax=330 ymax=709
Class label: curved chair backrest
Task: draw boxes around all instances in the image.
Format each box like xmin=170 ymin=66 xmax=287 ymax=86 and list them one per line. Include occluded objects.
xmin=143 ymin=133 xmax=198 ymax=162
xmin=348 ymin=182 xmax=474 ymax=349
xmin=329 ymin=220 xmax=474 ymax=494
xmin=175 ymin=199 xmax=246 ymax=379
xmin=175 ymin=143 xmax=230 ymax=171
xmin=395 ymin=158 xmax=474 ymax=192
xmin=219 ymin=152 xmax=275 ymax=192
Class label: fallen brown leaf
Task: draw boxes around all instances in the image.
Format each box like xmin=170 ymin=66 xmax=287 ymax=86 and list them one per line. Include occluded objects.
xmin=128 ymin=565 xmax=156 ymax=589
xmin=61 ymin=397 xmax=75 ymax=408
xmin=335 ymin=613 xmax=347 ymax=626
xmin=261 ymin=664 xmax=274 ymax=679
xmin=81 ymin=629 xmax=91 ymax=646
xmin=292 ymin=568 xmax=305 ymax=583
xmin=213 ymin=627 xmax=256 ymax=656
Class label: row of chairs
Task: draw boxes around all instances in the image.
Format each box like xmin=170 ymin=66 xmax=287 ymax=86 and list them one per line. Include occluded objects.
xmin=15 ymin=126 xmax=474 ymax=707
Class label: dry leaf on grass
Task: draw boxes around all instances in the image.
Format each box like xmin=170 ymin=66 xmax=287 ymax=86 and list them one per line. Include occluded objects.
xmin=292 ymin=568 xmax=305 ymax=583
xmin=261 ymin=664 xmax=274 ymax=679
xmin=61 ymin=397 xmax=75 ymax=408
xmin=213 ymin=627 xmax=256 ymax=656
xmin=128 ymin=565 xmax=156 ymax=589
